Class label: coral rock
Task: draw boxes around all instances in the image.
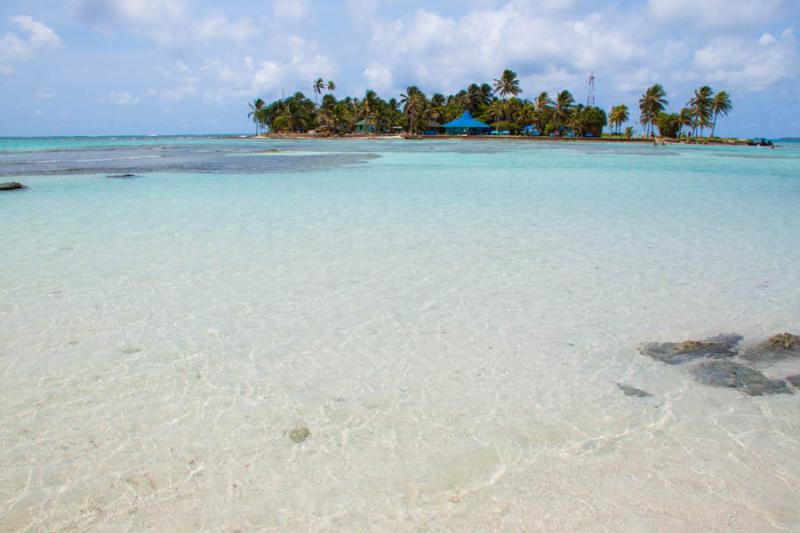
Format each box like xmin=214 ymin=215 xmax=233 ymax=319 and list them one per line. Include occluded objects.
xmin=639 ymin=333 xmax=741 ymax=365
xmin=690 ymin=361 xmax=791 ymax=396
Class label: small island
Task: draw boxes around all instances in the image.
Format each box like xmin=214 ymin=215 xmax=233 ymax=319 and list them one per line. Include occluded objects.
xmin=247 ymin=70 xmax=742 ymax=143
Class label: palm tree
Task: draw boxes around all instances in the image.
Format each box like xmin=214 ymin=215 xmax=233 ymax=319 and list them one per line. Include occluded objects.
xmin=313 ymin=78 xmax=325 ymax=106
xmin=552 ymin=90 xmax=575 ymax=135
xmin=493 ymin=69 xmax=521 ymax=100
xmin=429 ymin=93 xmax=446 ymax=123
xmin=361 ymin=89 xmax=379 ymax=132
xmin=568 ymin=104 xmax=589 ymax=137
xmin=486 ymin=99 xmax=507 ymax=128
xmin=492 ymin=69 xmax=521 ymax=132
xmin=406 ymin=94 xmax=428 ymax=134
xmin=480 ymin=83 xmax=494 ymax=109
xmin=519 ymin=101 xmax=537 ymax=130
xmin=638 ymin=84 xmax=668 ymax=138
xmin=466 ymin=83 xmax=491 ymax=114
xmin=608 ymin=104 xmax=629 ymax=135
xmin=326 ymin=80 xmax=336 ymax=95
xmin=248 ymin=98 xmax=265 ymax=135
xmin=401 ymin=86 xmax=427 ymax=134
xmin=316 ymin=108 xmax=336 ymax=135
xmin=678 ymin=107 xmax=693 ymax=138
xmin=710 ymin=90 xmax=732 ymax=138
xmin=534 ymin=91 xmax=553 ymax=112
xmin=532 ymin=92 xmax=553 ymax=134
xmin=688 ymin=86 xmax=713 ymax=137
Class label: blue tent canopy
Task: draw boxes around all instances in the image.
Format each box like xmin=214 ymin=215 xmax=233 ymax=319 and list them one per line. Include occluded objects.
xmin=441 ymin=111 xmax=492 ymax=134
xmin=522 ymin=124 xmax=541 ymax=136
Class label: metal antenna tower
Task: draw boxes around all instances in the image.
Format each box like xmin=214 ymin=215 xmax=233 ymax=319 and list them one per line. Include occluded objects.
xmin=586 ymin=72 xmax=596 ymax=107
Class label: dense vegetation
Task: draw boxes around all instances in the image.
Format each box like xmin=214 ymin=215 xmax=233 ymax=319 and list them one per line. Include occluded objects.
xmin=247 ymin=70 xmax=731 ymax=139
xmin=638 ymin=84 xmax=733 ymax=139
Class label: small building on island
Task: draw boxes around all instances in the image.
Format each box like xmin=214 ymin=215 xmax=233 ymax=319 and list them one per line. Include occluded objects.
xmin=354 ymin=119 xmax=376 ymax=134
xmin=441 ymin=111 xmax=492 ymax=135
xmin=423 ymin=121 xmax=444 ymax=136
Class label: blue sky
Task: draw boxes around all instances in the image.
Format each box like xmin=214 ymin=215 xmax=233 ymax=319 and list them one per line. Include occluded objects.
xmin=1 ymin=0 xmax=799 ymax=137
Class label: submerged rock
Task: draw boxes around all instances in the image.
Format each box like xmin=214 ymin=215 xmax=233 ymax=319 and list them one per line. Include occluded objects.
xmin=617 ymin=383 xmax=652 ymax=398
xmin=289 ymin=426 xmax=310 ymax=443
xmin=119 ymin=346 xmax=141 ymax=354
xmin=767 ymin=332 xmax=800 ymax=350
xmin=690 ymin=361 xmax=792 ymax=396
xmin=639 ymin=333 xmax=742 ymax=364
xmin=105 ymin=173 xmax=138 ymax=179
xmin=740 ymin=332 xmax=800 ymax=362
xmin=0 ymin=181 xmax=26 ymax=191
xmin=787 ymin=375 xmax=800 ymax=387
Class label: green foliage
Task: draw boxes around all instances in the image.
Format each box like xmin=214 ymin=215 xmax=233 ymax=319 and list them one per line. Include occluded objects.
xmin=639 ymin=84 xmax=668 ymax=137
xmin=492 ymin=121 xmax=521 ymax=134
xmin=568 ymin=106 xmax=607 ymax=136
xmin=688 ymin=86 xmax=714 ymax=137
xmin=493 ymin=69 xmax=521 ymax=100
xmin=247 ymin=98 xmax=265 ymax=134
xmin=654 ymin=112 xmax=681 ymax=138
xmin=710 ymin=90 xmax=732 ymax=137
xmin=551 ymin=90 xmax=575 ymax=134
xmin=271 ymin=114 xmax=291 ymax=133
xmin=247 ymin=73 xmax=731 ymax=139
xmin=608 ymin=104 xmax=629 ymax=134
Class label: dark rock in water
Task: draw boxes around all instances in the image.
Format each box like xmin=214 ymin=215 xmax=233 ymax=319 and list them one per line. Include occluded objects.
xmin=690 ymin=361 xmax=792 ymax=396
xmin=617 ymin=383 xmax=652 ymax=398
xmin=786 ymin=374 xmax=800 ymax=388
xmin=289 ymin=426 xmax=310 ymax=443
xmin=0 ymin=181 xmax=26 ymax=191
xmin=767 ymin=332 xmax=800 ymax=350
xmin=740 ymin=332 xmax=800 ymax=362
xmin=639 ymin=333 xmax=741 ymax=364
xmin=106 ymin=173 xmax=138 ymax=179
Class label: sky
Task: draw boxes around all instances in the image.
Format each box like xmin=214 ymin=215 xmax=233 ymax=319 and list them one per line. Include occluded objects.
xmin=1 ymin=0 xmax=799 ymax=137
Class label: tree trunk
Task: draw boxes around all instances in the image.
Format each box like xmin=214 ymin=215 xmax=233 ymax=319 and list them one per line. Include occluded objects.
xmin=711 ymin=113 xmax=717 ymax=138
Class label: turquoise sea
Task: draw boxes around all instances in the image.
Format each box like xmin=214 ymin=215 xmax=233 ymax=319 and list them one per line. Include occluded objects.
xmin=1 ymin=136 xmax=799 ymax=530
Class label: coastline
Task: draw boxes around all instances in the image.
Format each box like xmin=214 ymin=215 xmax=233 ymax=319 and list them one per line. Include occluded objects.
xmin=251 ymin=133 xmax=761 ymax=146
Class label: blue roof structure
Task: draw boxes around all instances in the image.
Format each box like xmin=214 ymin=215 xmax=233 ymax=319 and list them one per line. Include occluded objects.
xmin=441 ymin=111 xmax=492 ymax=132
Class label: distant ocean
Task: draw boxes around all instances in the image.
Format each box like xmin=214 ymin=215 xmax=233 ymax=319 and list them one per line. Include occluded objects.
xmin=2 ymin=136 xmax=799 ymax=530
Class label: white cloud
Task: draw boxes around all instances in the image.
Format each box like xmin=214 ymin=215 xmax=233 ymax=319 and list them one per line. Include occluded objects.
xmin=363 ymin=63 xmax=393 ymax=91
xmin=35 ymin=89 xmax=56 ymax=99
xmin=143 ymin=31 xmax=337 ymax=105
xmin=272 ymin=0 xmax=310 ymax=20
xmin=147 ymin=62 xmax=199 ymax=102
xmin=648 ymin=0 xmax=785 ymax=29
xmin=285 ymin=36 xmax=336 ymax=83
xmin=362 ymin=5 xmax=646 ymax=96
xmin=349 ymin=0 xmax=800 ymax=106
xmin=71 ymin=0 xmax=254 ymax=48
xmin=106 ymin=91 xmax=140 ymax=105
xmin=11 ymin=15 xmax=62 ymax=48
xmin=147 ymin=45 xmax=336 ymax=104
xmin=198 ymin=57 xmax=284 ymax=103
xmin=346 ymin=0 xmax=379 ymax=25
xmin=0 ymin=15 xmax=62 ymax=75
xmin=251 ymin=60 xmax=283 ymax=93
xmin=692 ymin=29 xmax=798 ymax=91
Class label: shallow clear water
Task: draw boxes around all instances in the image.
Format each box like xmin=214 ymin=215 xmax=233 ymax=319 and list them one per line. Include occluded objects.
xmin=1 ymin=137 xmax=800 ymax=531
